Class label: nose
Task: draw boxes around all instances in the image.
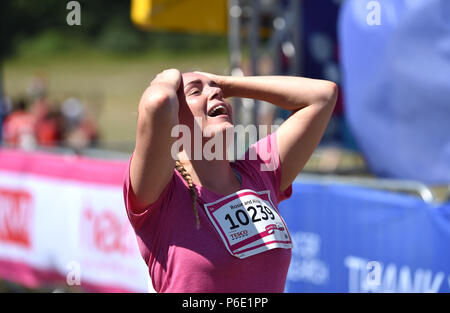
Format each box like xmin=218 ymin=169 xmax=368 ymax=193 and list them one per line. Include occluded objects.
xmin=206 ymin=85 xmax=223 ymax=101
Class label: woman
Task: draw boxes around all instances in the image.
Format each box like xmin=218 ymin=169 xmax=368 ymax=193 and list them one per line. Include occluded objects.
xmin=123 ymin=69 xmax=337 ymax=292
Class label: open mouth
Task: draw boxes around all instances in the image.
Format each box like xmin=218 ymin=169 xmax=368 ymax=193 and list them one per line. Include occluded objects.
xmin=207 ymin=103 xmax=229 ymax=117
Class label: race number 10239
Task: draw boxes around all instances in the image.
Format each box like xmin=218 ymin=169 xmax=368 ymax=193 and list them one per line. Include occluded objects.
xmin=224 ymin=203 xmax=275 ymax=230
xmin=203 ymin=189 xmax=292 ymax=259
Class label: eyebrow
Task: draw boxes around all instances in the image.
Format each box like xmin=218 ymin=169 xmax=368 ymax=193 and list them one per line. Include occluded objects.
xmin=184 ymin=79 xmax=219 ymax=90
xmin=184 ymin=79 xmax=202 ymax=90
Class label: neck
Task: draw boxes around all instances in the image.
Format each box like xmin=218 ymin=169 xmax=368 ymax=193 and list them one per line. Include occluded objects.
xmin=177 ymin=153 xmax=241 ymax=195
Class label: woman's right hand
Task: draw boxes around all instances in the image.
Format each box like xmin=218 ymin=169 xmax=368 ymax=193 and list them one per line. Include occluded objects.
xmin=150 ymin=68 xmax=182 ymax=90
xmin=141 ymin=69 xmax=183 ymax=114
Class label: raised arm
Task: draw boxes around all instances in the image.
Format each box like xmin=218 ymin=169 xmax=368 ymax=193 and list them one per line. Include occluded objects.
xmin=201 ymin=73 xmax=338 ymax=192
xmin=129 ymin=69 xmax=182 ymax=213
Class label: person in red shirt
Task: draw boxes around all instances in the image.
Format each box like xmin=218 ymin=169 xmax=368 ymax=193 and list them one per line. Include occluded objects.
xmin=2 ymin=99 xmax=36 ymax=149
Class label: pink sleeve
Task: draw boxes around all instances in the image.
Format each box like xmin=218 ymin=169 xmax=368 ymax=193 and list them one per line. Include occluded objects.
xmin=245 ymin=131 xmax=293 ymax=202
xmin=122 ymin=154 xmax=175 ymax=230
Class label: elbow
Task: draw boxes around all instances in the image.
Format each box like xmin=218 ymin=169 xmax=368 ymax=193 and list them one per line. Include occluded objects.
xmin=327 ymin=81 xmax=339 ymax=105
xmin=318 ymin=81 xmax=338 ymax=109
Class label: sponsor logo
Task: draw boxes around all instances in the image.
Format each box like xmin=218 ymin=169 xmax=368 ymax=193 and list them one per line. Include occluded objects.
xmin=287 ymin=232 xmax=329 ymax=286
xmin=265 ymin=223 xmax=285 ymax=235
xmin=0 ymin=188 xmax=33 ymax=248
xmin=80 ymin=206 xmax=135 ymax=256
xmin=231 ymin=230 xmax=248 ymax=240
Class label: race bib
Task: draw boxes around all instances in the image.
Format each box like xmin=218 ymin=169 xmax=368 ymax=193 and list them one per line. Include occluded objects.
xmin=204 ymin=189 xmax=292 ymax=259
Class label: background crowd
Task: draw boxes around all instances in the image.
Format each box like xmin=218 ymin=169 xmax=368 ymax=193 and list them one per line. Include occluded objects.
xmin=2 ymin=75 xmax=98 ymax=152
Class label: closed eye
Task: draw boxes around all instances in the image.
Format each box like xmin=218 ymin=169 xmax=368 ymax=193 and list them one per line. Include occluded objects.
xmin=188 ymin=88 xmax=201 ymax=96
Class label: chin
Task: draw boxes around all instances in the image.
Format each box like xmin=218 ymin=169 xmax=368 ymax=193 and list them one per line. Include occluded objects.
xmin=202 ymin=121 xmax=234 ymax=139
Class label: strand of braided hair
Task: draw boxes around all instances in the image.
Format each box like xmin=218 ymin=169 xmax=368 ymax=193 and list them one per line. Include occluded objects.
xmin=174 ymin=160 xmax=200 ymax=229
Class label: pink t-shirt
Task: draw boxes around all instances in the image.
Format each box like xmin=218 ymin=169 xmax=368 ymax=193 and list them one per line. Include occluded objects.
xmin=123 ymin=132 xmax=293 ymax=293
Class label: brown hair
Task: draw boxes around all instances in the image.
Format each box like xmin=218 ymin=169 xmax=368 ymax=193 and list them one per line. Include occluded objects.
xmin=175 ymin=160 xmax=200 ymax=229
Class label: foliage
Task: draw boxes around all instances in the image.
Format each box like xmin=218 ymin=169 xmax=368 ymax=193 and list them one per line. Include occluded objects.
xmin=0 ymin=0 xmax=228 ymax=59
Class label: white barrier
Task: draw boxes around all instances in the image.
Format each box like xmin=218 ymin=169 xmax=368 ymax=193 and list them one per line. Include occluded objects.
xmin=0 ymin=148 xmax=148 ymax=292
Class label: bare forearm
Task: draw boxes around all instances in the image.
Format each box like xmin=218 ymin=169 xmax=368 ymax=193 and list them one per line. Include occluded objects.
xmin=220 ymin=75 xmax=337 ymax=111
xmin=131 ymin=69 xmax=182 ymax=210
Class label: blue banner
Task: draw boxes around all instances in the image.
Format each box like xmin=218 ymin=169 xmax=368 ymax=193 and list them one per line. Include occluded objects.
xmin=280 ymin=182 xmax=450 ymax=293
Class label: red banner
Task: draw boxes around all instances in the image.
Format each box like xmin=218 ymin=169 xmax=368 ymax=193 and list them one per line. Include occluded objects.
xmin=0 ymin=148 xmax=149 ymax=292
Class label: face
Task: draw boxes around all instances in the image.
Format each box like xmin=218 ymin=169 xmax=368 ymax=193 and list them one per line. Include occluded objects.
xmin=180 ymin=72 xmax=233 ymax=141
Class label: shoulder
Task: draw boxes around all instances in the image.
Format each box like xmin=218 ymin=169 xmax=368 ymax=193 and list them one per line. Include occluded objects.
xmin=234 ymin=131 xmax=280 ymax=176
xmin=232 ymin=131 xmax=292 ymax=203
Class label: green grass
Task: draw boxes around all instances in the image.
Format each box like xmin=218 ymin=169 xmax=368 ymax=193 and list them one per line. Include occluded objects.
xmin=3 ymin=48 xmax=229 ymax=152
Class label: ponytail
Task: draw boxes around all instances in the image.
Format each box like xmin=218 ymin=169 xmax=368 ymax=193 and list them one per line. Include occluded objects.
xmin=175 ymin=160 xmax=200 ymax=229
